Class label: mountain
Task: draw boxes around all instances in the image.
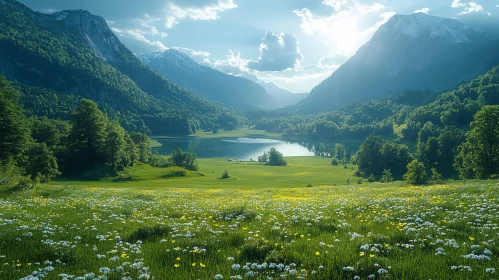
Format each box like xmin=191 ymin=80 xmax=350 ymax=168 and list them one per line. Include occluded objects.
xmin=297 ymin=13 xmax=499 ymax=113
xmin=0 ymin=0 xmax=238 ymax=135
xmin=140 ymin=50 xmax=275 ymax=110
xmin=258 ymin=82 xmax=308 ymax=109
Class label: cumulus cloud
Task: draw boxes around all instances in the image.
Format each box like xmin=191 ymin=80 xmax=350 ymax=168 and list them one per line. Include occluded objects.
xmin=451 ymin=0 xmax=483 ymax=15
xmin=451 ymin=0 xmax=466 ymax=8
xmin=458 ymin=2 xmax=483 ymax=15
xmin=415 ymin=8 xmax=430 ymax=14
xmin=247 ymin=31 xmax=303 ymax=72
xmin=165 ymin=0 xmax=237 ymax=28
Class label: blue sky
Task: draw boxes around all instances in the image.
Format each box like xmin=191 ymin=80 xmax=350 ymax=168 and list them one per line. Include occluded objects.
xmin=20 ymin=0 xmax=499 ymax=92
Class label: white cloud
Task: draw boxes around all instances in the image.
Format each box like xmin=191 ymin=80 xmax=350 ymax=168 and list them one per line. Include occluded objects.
xmin=293 ymin=1 xmax=395 ymax=56
xmin=458 ymin=2 xmax=483 ymax=15
xmin=451 ymin=0 xmax=483 ymax=15
xmin=164 ymin=0 xmax=237 ymax=28
xmin=451 ymin=0 xmax=465 ymax=8
xmin=414 ymin=8 xmax=430 ymax=14
xmin=247 ymin=31 xmax=303 ymax=72
xmin=322 ymin=0 xmax=348 ymax=12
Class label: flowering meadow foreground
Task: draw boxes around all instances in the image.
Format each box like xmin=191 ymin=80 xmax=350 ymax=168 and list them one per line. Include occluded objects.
xmin=1 ymin=182 xmax=499 ymax=280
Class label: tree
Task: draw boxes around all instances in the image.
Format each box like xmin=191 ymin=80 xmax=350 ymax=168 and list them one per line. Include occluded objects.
xmin=419 ymin=137 xmax=439 ymax=169
xmin=404 ymin=160 xmax=427 ymax=185
xmin=131 ymin=132 xmax=152 ymax=163
xmin=455 ymin=106 xmax=499 ymax=179
xmin=331 ymin=157 xmax=339 ymax=166
xmin=123 ymin=133 xmax=138 ymax=167
xmin=429 ymin=168 xmax=443 ymax=183
xmin=221 ymin=170 xmax=230 ymax=179
xmin=356 ymin=135 xmax=384 ymax=175
xmin=105 ymin=121 xmax=127 ymax=170
xmin=356 ymin=135 xmax=411 ymax=179
xmin=67 ymin=99 xmax=108 ymax=168
xmin=23 ymin=143 xmax=60 ymax=182
xmin=381 ymin=169 xmax=393 ymax=183
xmin=334 ymin=143 xmax=346 ymax=159
xmin=258 ymin=151 xmax=269 ymax=163
xmin=0 ymin=76 xmax=30 ymax=163
xmin=168 ymin=147 xmax=199 ymax=171
xmin=267 ymin=148 xmax=287 ymax=166
xmin=437 ymin=126 xmax=465 ymax=176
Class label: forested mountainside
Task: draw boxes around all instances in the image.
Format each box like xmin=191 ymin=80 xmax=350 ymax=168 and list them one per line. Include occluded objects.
xmin=0 ymin=0 xmax=243 ymax=135
xmin=252 ymin=64 xmax=499 ymax=142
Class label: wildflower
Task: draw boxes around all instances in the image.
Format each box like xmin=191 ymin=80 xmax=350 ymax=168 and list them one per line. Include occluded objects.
xmin=174 ymin=264 xmax=180 ymax=268
xmin=315 ymin=251 xmax=320 ymax=256
xmin=200 ymin=263 xmax=206 ymax=268
xmin=214 ymin=274 xmax=224 ymax=279
xmin=486 ymin=268 xmax=495 ymax=274
xmin=192 ymin=263 xmax=196 ymax=267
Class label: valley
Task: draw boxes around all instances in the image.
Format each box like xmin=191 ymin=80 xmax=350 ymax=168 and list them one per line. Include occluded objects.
xmin=2 ymin=0 xmax=499 ymax=279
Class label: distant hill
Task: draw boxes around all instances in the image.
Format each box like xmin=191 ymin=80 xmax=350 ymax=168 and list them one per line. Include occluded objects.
xmin=0 ymin=0 xmax=239 ymax=135
xmin=258 ymin=82 xmax=308 ymax=109
xmin=297 ymin=13 xmax=499 ymax=113
xmin=141 ymin=50 xmax=275 ymax=110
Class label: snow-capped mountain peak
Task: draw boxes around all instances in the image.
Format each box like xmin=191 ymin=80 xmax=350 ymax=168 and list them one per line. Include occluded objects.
xmin=378 ymin=13 xmax=471 ymax=43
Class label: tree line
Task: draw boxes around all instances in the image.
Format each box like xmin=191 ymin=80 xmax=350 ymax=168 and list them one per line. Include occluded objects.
xmin=353 ymin=105 xmax=499 ymax=184
xmin=0 ymin=76 xmax=153 ymax=188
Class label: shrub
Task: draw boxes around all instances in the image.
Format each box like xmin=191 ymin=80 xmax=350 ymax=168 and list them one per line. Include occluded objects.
xmin=221 ymin=170 xmax=230 ymax=179
xmin=404 ymin=160 xmax=427 ymax=185
xmin=331 ymin=157 xmax=339 ymax=166
xmin=163 ymin=169 xmax=187 ymax=178
xmin=306 ymin=183 xmax=313 ymax=188
xmin=429 ymin=168 xmax=443 ymax=183
xmin=368 ymin=174 xmax=376 ymax=182
xmin=380 ymin=169 xmax=394 ymax=183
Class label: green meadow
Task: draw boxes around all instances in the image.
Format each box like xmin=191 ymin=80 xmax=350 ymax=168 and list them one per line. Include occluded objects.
xmin=1 ymin=172 xmax=499 ymax=279
xmin=52 ymin=157 xmax=355 ymax=189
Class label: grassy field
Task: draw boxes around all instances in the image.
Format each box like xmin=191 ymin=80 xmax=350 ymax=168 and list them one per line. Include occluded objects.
xmin=1 ymin=178 xmax=499 ymax=279
xmin=51 ymin=157 xmax=356 ymax=189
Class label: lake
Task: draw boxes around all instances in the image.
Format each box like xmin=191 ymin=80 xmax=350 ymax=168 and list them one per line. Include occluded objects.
xmin=152 ymin=137 xmax=316 ymax=160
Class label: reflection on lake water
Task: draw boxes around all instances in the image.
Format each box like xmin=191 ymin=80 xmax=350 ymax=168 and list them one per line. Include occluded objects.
xmin=152 ymin=137 xmax=316 ymax=160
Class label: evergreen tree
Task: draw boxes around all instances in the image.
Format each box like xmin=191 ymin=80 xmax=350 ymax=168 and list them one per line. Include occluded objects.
xmin=0 ymin=76 xmax=30 ymax=163
xmin=455 ymin=106 xmax=499 ymax=179
xmin=67 ymin=99 xmax=108 ymax=168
